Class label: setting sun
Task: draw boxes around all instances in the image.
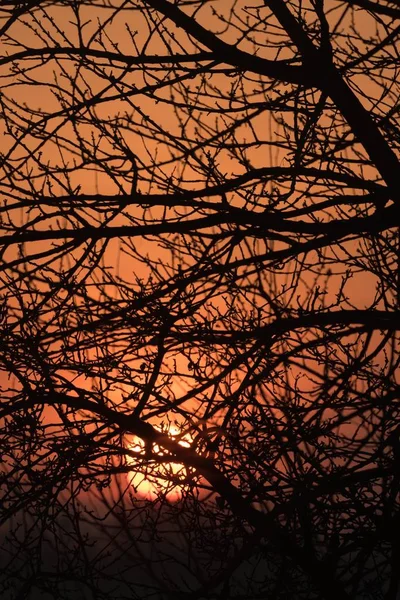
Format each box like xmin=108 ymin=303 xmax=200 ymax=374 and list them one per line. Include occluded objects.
xmin=125 ymin=425 xmax=193 ymax=501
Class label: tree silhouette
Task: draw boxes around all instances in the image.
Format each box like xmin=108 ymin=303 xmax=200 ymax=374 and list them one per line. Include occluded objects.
xmin=0 ymin=1 xmax=399 ymax=598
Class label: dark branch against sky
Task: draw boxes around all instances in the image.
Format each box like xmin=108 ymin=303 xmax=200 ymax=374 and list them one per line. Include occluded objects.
xmin=0 ymin=1 xmax=400 ymax=599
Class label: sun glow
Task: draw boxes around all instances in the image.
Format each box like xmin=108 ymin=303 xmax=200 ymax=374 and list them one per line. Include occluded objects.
xmin=126 ymin=425 xmax=193 ymax=500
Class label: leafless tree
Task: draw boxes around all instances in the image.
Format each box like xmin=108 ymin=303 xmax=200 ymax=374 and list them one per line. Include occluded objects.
xmin=0 ymin=1 xmax=399 ymax=598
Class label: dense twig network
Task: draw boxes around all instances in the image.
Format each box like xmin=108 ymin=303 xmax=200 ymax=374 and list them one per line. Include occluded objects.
xmin=0 ymin=1 xmax=399 ymax=599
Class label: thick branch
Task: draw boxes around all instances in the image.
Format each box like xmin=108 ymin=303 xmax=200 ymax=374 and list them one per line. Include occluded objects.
xmin=1 ymin=204 xmax=397 ymax=254
xmin=266 ymin=0 xmax=400 ymax=203
xmin=143 ymin=0 xmax=314 ymax=85
xmin=3 ymin=391 xmax=350 ymax=600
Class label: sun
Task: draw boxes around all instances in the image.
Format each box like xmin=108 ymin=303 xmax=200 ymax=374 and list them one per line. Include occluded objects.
xmin=125 ymin=424 xmax=193 ymax=501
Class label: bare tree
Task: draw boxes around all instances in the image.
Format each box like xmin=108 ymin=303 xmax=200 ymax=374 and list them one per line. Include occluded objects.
xmin=0 ymin=1 xmax=399 ymax=598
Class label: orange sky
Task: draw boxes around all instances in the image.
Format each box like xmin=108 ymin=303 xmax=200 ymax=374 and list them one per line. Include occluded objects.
xmin=0 ymin=0 xmax=398 ymax=507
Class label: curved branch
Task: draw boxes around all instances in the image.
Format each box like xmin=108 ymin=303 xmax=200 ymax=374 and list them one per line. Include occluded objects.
xmin=143 ymin=0 xmax=314 ymax=85
xmin=1 ymin=390 xmax=350 ymax=600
